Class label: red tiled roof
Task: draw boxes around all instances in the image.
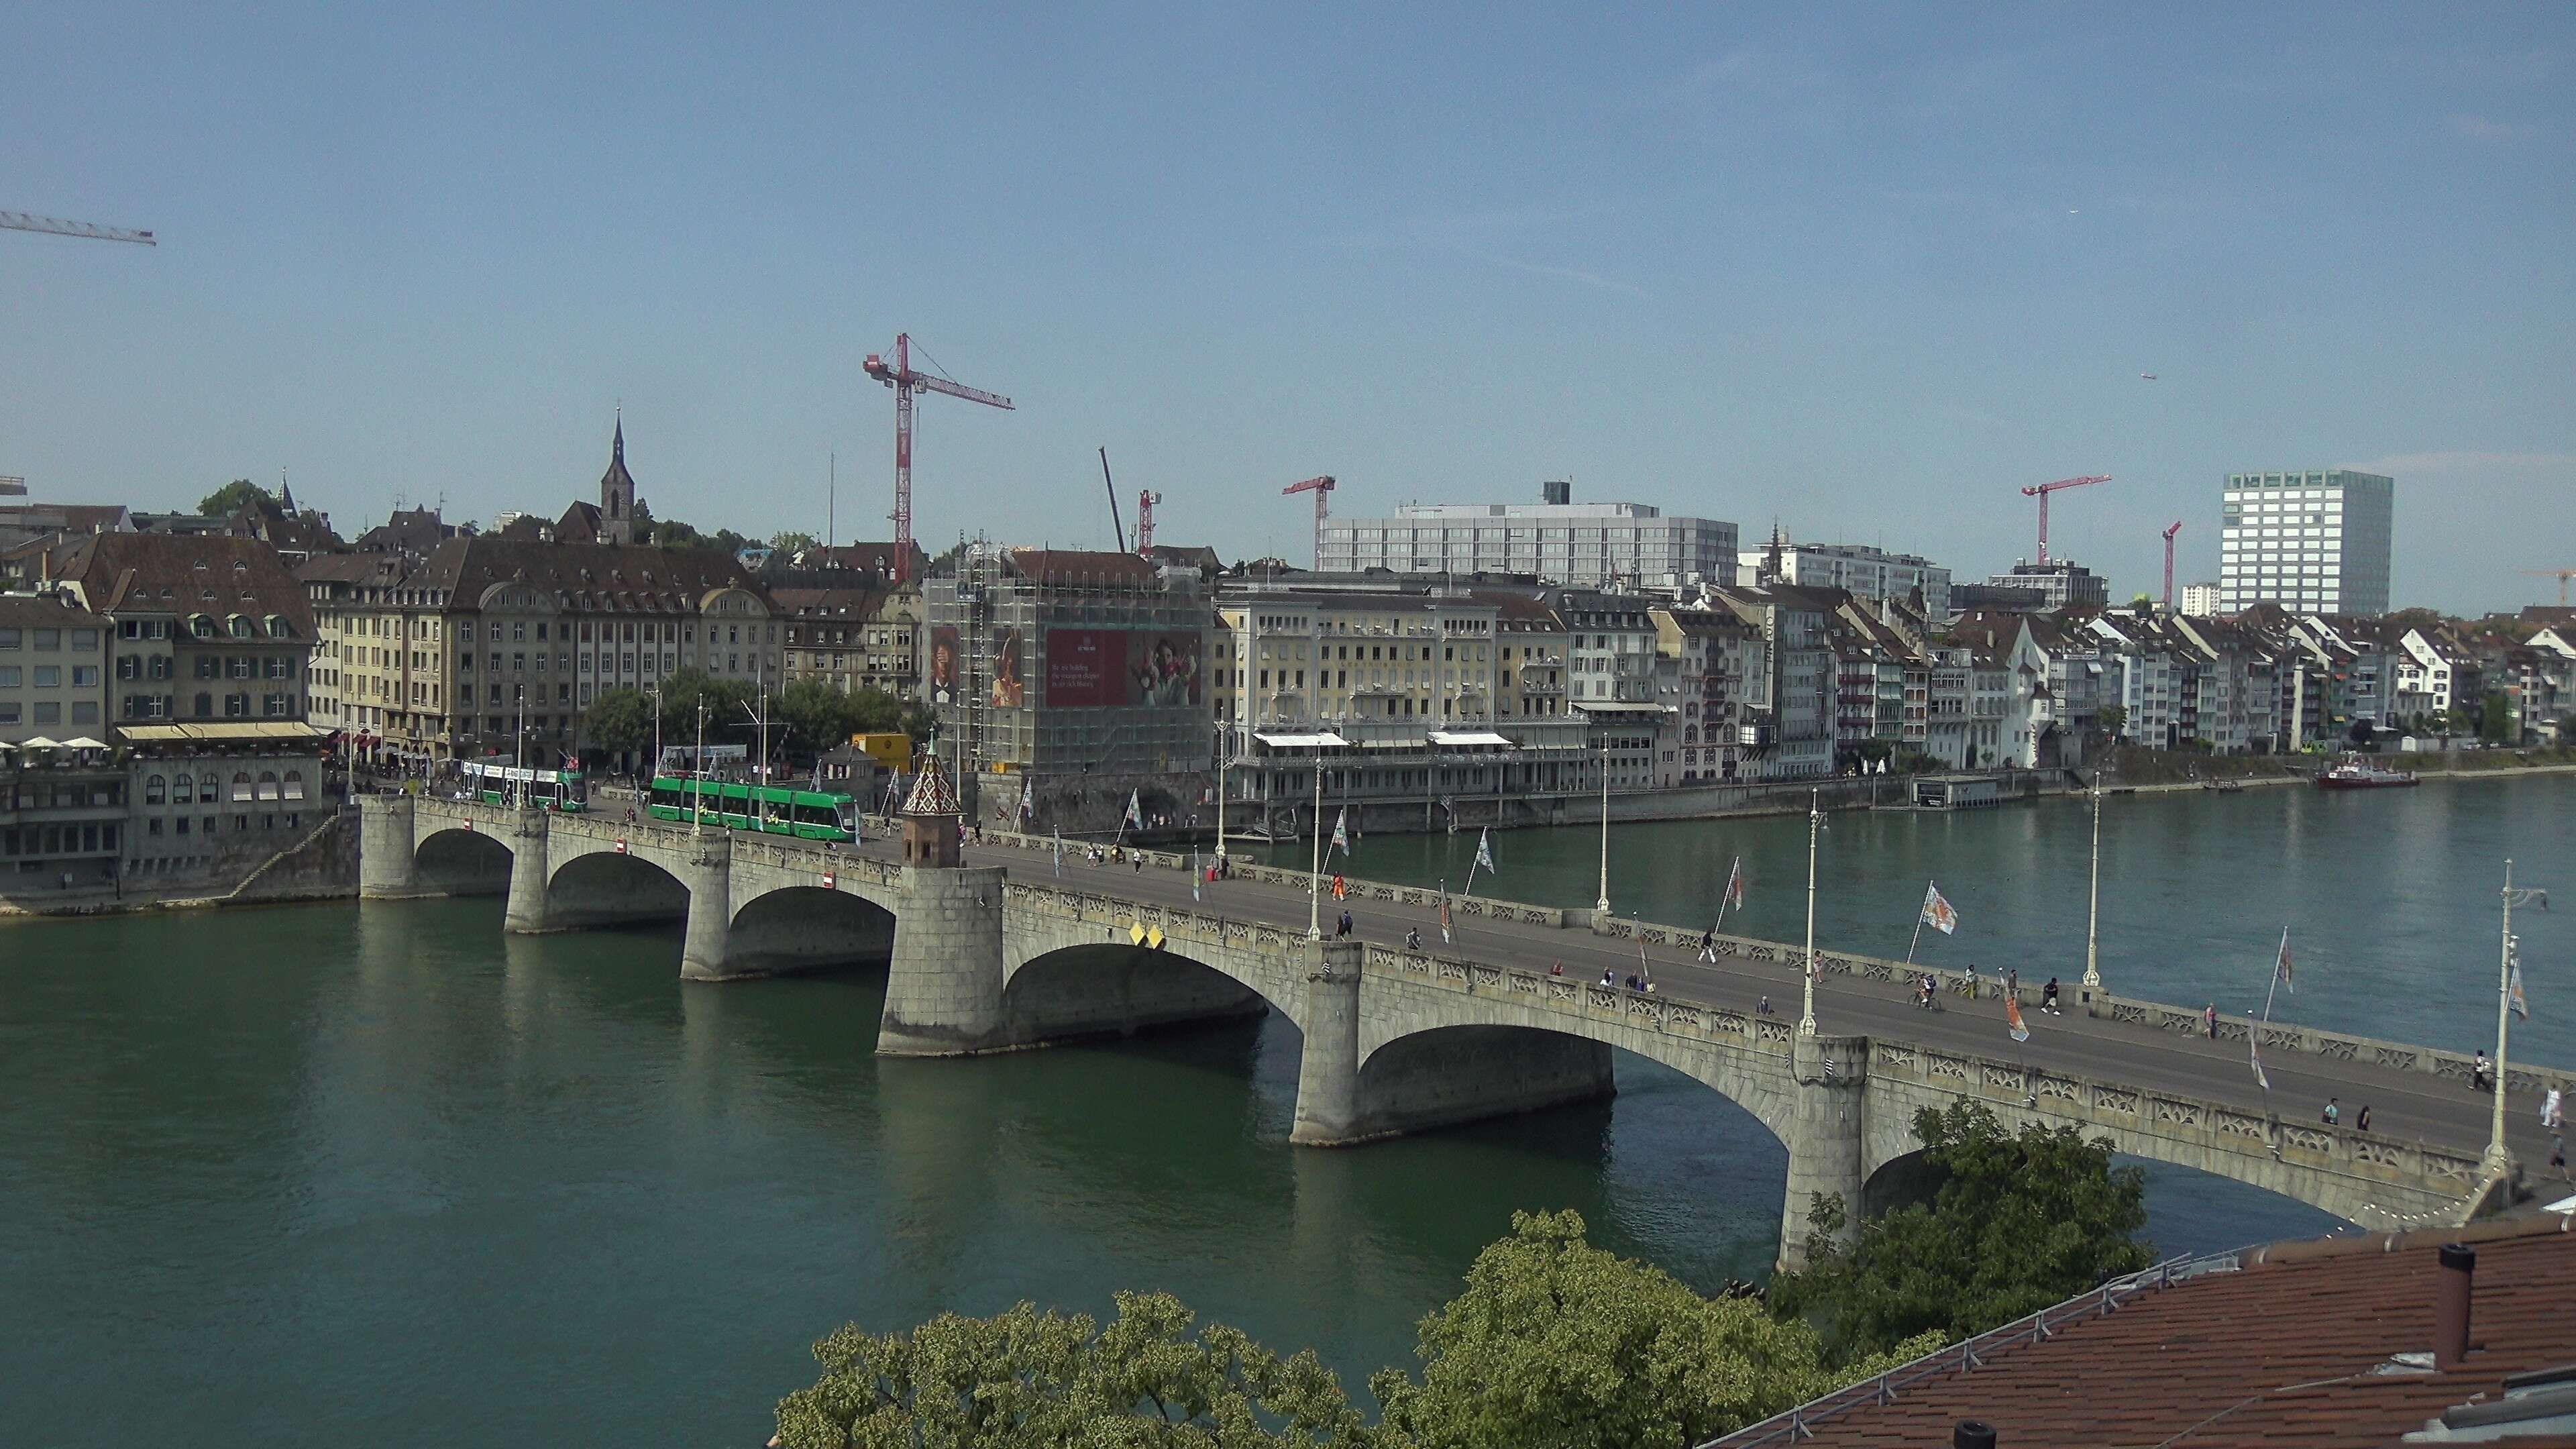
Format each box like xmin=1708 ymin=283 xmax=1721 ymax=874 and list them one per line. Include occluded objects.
xmin=1720 ymin=1216 xmax=2576 ymax=1449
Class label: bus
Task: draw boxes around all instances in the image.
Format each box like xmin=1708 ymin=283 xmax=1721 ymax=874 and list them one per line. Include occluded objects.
xmin=645 ymin=775 xmax=860 ymax=843
xmin=462 ymin=761 xmax=588 ymax=812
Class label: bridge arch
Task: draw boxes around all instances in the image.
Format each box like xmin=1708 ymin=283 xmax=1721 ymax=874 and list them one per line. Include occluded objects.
xmin=1356 ymin=996 xmax=1799 ymax=1150
xmin=415 ymin=826 xmax=512 ymax=896
xmin=545 ymin=849 xmax=690 ymax=931
xmin=1000 ymin=941 xmax=1274 ymax=1044
xmin=727 ymin=885 xmax=897 ymax=975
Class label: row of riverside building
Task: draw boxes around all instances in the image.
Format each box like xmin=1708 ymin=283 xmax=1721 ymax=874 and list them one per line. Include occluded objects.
xmin=7 ymin=433 xmax=2575 ymax=875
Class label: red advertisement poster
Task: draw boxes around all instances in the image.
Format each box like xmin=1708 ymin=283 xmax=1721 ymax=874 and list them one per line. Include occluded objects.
xmin=1044 ymin=629 xmax=1126 ymax=707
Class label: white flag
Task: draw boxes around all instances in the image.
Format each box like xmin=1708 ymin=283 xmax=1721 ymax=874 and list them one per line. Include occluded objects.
xmin=1919 ymin=881 xmax=1958 ymax=936
xmin=1123 ymin=790 xmax=1142 ymax=829
xmin=1474 ymin=826 xmax=1495 ymax=876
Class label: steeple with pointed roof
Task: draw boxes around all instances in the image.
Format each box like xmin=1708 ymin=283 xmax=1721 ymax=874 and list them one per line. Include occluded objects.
xmin=598 ymin=411 xmax=635 ymax=545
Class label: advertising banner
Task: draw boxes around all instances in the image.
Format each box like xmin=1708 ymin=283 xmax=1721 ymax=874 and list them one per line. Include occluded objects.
xmin=1044 ymin=629 xmax=1126 ymax=708
xmin=989 ymin=628 xmax=1025 ymax=708
xmin=928 ymin=627 xmax=961 ymax=704
xmin=1043 ymin=629 xmax=1202 ymax=707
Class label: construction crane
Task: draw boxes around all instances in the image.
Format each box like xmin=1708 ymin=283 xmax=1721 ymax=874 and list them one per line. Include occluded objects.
xmin=1 ymin=211 xmax=156 ymax=246
xmin=2161 ymin=521 xmax=2184 ymax=609
xmin=1281 ymin=476 xmax=1336 ymax=568
xmin=1098 ymin=449 xmax=1126 ymax=553
xmin=862 ymin=333 xmax=1012 ymax=584
xmin=1133 ymin=489 xmax=1163 ymax=556
xmin=2520 ymin=568 xmax=2576 ymax=606
xmin=2019 ymin=474 xmax=2110 ymax=566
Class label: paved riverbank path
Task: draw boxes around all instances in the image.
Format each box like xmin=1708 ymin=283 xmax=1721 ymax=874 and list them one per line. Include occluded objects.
xmin=358 ymin=796 xmax=2570 ymax=1269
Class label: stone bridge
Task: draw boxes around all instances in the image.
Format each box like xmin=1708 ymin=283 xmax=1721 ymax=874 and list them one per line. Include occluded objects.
xmin=358 ymin=796 xmax=2516 ymax=1268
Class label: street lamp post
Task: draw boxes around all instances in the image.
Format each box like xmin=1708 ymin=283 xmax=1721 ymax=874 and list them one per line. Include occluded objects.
xmin=2083 ymin=768 xmax=2105 ymax=991
xmin=692 ymin=701 xmax=708 ymax=833
xmin=1595 ymin=733 xmax=1611 ymax=920
xmin=1307 ymin=753 xmax=1324 ymax=940
xmin=2487 ymin=859 xmax=2549 ymax=1175
xmin=1215 ymin=728 xmax=1228 ymax=860
xmin=646 ymin=682 xmax=662 ymax=786
xmin=1801 ymin=788 xmax=1822 ymax=1036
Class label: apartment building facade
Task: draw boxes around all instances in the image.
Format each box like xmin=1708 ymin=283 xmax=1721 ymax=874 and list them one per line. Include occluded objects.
xmin=1317 ymin=484 xmax=1737 ymax=590
xmin=2219 ymin=469 xmax=2396 ymax=616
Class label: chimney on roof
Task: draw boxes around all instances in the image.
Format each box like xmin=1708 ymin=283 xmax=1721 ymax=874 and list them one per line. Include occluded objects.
xmin=1952 ymin=1421 xmax=1996 ymax=1449
xmin=2434 ymin=1242 xmax=2475 ymax=1371
xmin=1541 ymin=478 xmax=1570 ymax=506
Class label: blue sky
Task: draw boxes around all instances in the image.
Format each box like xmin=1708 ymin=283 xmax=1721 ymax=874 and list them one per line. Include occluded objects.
xmin=4 ymin=4 xmax=2569 ymax=612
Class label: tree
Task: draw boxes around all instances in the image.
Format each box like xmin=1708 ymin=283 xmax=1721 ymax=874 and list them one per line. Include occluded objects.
xmin=580 ymin=687 xmax=658 ymax=761
xmin=199 ymin=478 xmax=274 ymax=517
xmin=773 ymin=1291 xmax=1383 ymax=1449
xmin=1369 ymin=1210 xmax=1937 ymax=1449
xmin=771 ymin=529 xmax=820 ymax=555
xmin=2478 ymin=690 xmax=2512 ymax=745
xmin=1770 ymin=1100 xmax=2152 ymax=1364
xmin=2096 ymin=704 xmax=2128 ymax=737
xmin=777 ymin=678 xmax=862 ymax=759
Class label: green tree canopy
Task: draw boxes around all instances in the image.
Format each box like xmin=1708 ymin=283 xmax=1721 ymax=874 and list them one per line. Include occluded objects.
xmin=773 ymin=1291 xmax=1383 ymax=1449
xmin=2479 ymin=690 xmax=2512 ymax=744
xmin=771 ymin=529 xmax=820 ymax=555
xmin=199 ymin=478 xmax=274 ymax=517
xmin=1770 ymin=1100 xmax=2152 ymax=1363
xmin=580 ymin=686 xmax=658 ymax=759
xmin=1370 ymin=1210 xmax=1937 ymax=1449
xmin=2096 ymin=704 xmax=2129 ymax=735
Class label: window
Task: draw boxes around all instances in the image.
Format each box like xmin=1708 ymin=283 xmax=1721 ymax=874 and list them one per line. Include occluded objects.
xmin=0 ymin=667 xmax=15 ymax=687
xmin=284 ymin=771 xmax=305 ymax=801
xmin=72 ymin=665 xmax=99 ymax=687
xmin=33 ymin=665 xmax=59 ymax=688
xmin=193 ymin=692 xmax=213 ymax=717
xmin=231 ymin=772 xmax=253 ymax=802
xmin=257 ymin=771 xmax=280 ymax=801
xmin=34 ymin=629 xmax=60 ymax=649
xmin=0 ymin=629 xmax=17 ymax=649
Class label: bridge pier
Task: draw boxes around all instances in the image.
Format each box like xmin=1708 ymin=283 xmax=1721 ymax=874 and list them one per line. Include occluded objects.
xmin=1777 ymin=1034 xmax=1868 ymax=1273
xmin=502 ymin=810 xmax=553 ymax=933
xmin=678 ymin=834 xmax=742 ymax=981
xmin=1290 ymin=940 xmax=1365 ymax=1145
xmin=876 ymin=865 xmax=1009 ymax=1053
xmin=357 ymin=796 xmax=421 ymax=899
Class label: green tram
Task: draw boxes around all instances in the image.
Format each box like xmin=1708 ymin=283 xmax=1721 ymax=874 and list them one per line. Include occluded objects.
xmin=645 ymin=775 xmax=861 ymax=843
xmin=462 ymin=760 xmax=588 ymax=812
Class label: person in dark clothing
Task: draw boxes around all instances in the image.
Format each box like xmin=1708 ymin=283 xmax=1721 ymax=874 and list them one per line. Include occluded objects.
xmin=2355 ymin=1104 xmax=2372 ymax=1132
xmin=2043 ymin=977 xmax=2061 ymax=1014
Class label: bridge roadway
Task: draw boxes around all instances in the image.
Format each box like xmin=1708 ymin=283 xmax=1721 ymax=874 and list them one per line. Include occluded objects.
xmin=892 ymin=834 xmax=2563 ymax=1203
xmin=358 ymin=797 xmax=2568 ymax=1266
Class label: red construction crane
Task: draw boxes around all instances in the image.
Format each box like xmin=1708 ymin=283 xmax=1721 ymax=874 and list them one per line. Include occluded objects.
xmin=2019 ymin=474 xmax=2110 ymax=566
xmin=2520 ymin=568 xmax=2576 ymax=606
xmin=862 ymin=333 xmax=1013 ymax=584
xmin=1282 ymin=476 xmax=1336 ymax=568
xmin=2161 ymin=520 xmax=2184 ymax=609
xmin=1133 ymin=490 xmax=1163 ymax=555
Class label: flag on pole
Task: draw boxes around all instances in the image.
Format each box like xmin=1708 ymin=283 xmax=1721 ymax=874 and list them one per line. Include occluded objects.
xmin=1330 ymin=808 xmax=1350 ymax=857
xmin=2250 ymin=1034 xmax=2269 ymax=1092
xmin=1919 ymin=881 xmax=1959 ymax=936
xmin=2275 ymin=927 xmax=2294 ymax=992
xmin=1053 ymin=829 xmax=1063 ymax=876
xmin=1474 ymin=826 xmax=1495 ymax=877
xmin=1123 ymin=790 xmax=1143 ymax=830
xmin=1191 ymin=849 xmax=1201 ymax=902
xmin=1438 ymin=879 xmax=1453 ymax=946
xmin=1723 ymin=857 xmax=1746 ymax=912
xmin=2006 ymin=995 xmax=2030 ymax=1044
xmin=2510 ymin=937 xmax=2528 ymax=1020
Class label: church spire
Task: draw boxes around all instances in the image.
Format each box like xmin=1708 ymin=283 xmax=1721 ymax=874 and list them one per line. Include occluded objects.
xmin=613 ymin=405 xmax=624 ymax=463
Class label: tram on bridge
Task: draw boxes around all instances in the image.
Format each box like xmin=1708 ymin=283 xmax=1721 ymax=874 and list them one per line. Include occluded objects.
xmin=645 ymin=775 xmax=861 ymax=843
xmin=462 ymin=761 xmax=588 ymax=812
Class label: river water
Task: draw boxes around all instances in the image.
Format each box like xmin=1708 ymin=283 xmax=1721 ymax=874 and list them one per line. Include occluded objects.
xmin=2 ymin=774 xmax=2565 ymax=1446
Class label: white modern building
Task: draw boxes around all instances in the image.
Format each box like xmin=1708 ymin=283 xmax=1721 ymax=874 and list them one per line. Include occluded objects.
xmin=1738 ymin=538 xmax=1951 ymax=616
xmin=2180 ymin=582 xmax=2221 ymax=618
xmin=2218 ymin=469 xmax=2394 ymax=617
xmin=1316 ymin=482 xmax=1736 ymax=590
